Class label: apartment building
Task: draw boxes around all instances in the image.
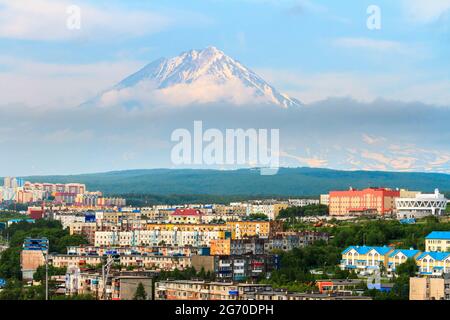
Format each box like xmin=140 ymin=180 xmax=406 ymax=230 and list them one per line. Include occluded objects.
xmin=51 ymin=254 xmax=102 ymax=268
xmin=319 ymin=194 xmax=329 ymax=206
xmin=213 ymin=204 xmax=247 ymax=216
xmin=329 ymin=188 xmax=400 ymax=216
xmin=120 ymin=254 xmax=191 ymax=270
xmin=95 ymin=228 xmax=226 ymax=247
xmin=155 ymin=280 xmax=274 ymax=300
xmin=52 ymin=253 xmax=191 ymax=271
xmin=264 ymin=231 xmax=329 ymax=252
xmin=65 ymin=269 xmax=154 ymax=300
xmin=226 ymin=220 xmax=282 ymax=239
xmin=211 ymin=238 xmax=265 ymax=256
xmin=410 ymin=277 xmax=450 ymax=300
xmin=155 ymin=280 xmax=371 ymax=301
xmin=54 ymin=214 xmax=85 ymax=229
xmin=69 ymin=222 xmax=97 ymax=244
xmin=155 ymin=280 xmax=239 ymax=300
xmin=248 ymin=203 xmax=289 ymax=220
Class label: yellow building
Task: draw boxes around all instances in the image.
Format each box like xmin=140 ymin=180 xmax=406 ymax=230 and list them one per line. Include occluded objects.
xmin=386 ymin=249 xmax=421 ymax=274
xmin=146 ymin=223 xmax=227 ymax=233
xmin=167 ymin=208 xmax=203 ymax=224
xmin=210 ymin=239 xmax=231 ymax=255
xmin=273 ymin=204 xmax=290 ymax=219
xmin=399 ymin=189 xmax=421 ymax=198
xmin=226 ymin=221 xmax=271 ymax=239
xmin=340 ymin=246 xmax=394 ymax=273
xmin=416 ymin=252 xmax=450 ymax=275
xmin=425 ymin=232 xmax=450 ymax=252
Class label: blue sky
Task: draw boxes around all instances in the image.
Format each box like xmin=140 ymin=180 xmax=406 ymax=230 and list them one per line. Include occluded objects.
xmin=1 ymin=0 xmax=450 ymax=176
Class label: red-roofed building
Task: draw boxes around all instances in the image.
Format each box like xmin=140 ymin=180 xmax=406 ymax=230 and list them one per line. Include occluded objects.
xmin=329 ymin=188 xmax=400 ymax=216
xmin=168 ymin=208 xmax=203 ymax=224
xmin=27 ymin=207 xmax=44 ymax=220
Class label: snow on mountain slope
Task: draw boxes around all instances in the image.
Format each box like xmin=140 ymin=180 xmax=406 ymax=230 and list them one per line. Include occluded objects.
xmin=89 ymin=46 xmax=302 ymax=108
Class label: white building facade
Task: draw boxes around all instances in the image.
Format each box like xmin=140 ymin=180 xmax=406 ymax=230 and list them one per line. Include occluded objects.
xmin=395 ymin=189 xmax=448 ymax=219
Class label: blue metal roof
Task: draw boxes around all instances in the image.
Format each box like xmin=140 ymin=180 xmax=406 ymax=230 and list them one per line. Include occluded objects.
xmin=417 ymin=252 xmax=450 ymax=261
xmin=342 ymin=245 xmax=392 ymax=255
xmin=425 ymin=231 xmax=450 ymax=240
xmin=388 ymin=249 xmax=420 ymax=258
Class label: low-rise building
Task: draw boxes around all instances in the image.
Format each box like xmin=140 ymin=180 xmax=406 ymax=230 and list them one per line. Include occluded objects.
xmin=154 ymin=280 xmax=372 ymax=301
xmin=168 ymin=208 xmax=203 ymax=224
xmin=387 ymin=249 xmax=421 ymax=274
xmin=340 ymin=245 xmax=394 ymax=274
xmin=156 ymin=280 xmax=277 ymax=300
xmin=425 ymin=231 xmax=450 ymax=252
xmin=316 ymin=279 xmax=365 ymax=294
xmin=416 ymin=252 xmax=450 ymax=276
xmin=395 ymin=189 xmax=448 ymax=219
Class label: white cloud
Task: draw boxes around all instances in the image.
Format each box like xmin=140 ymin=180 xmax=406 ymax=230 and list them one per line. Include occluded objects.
xmin=97 ymin=75 xmax=274 ymax=108
xmin=258 ymin=69 xmax=397 ymax=103
xmin=258 ymin=68 xmax=450 ymax=106
xmin=361 ymin=150 xmax=417 ymax=171
xmin=280 ymin=150 xmax=328 ymax=168
xmin=403 ymin=0 xmax=450 ymax=23
xmin=362 ymin=134 xmax=386 ymax=145
xmin=0 ymin=0 xmax=172 ymax=41
xmin=0 ymin=55 xmax=144 ymax=107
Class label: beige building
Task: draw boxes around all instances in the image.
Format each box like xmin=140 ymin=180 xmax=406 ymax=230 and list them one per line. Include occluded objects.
xmin=410 ymin=277 xmax=450 ymax=300
xmin=20 ymin=250 xmax=46 ymax=280
xmin=113 ymin=276 xmax=153 ymax=300
xmin=51 ymin=255 xmax=102 ymax=268
xmin=320 ymin=194 xmax=329 ymax=206
xmin=399 ymin=189 xmax=421 ymax=198
xmin=155 ymin=280 xmax=273 ymax=300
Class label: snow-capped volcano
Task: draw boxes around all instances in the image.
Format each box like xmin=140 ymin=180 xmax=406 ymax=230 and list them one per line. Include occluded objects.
xmin=90 ymin=46 xmax=301 ymax=108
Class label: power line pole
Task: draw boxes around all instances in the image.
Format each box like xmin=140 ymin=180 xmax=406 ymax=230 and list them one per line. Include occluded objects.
xmin=45 ymin=252 xmax=49 ymax=301
xmin=101 ymin=255 xmax=113 ymax=300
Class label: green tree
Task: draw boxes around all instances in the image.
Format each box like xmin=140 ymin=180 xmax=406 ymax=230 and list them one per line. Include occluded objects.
xmin=133 ymin=283 xmax=147 ymax=300
xmin=0 ymin=247 xmax=21 ymax=280
xmin=396 ymin=258 xmax=418 ymax=277
xmin=33 ymin=265 xmax=66 ymax=282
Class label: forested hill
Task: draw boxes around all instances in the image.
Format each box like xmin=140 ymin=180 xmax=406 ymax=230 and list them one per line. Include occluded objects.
xmin=18 ymin=167 xmax=450 ymax=196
